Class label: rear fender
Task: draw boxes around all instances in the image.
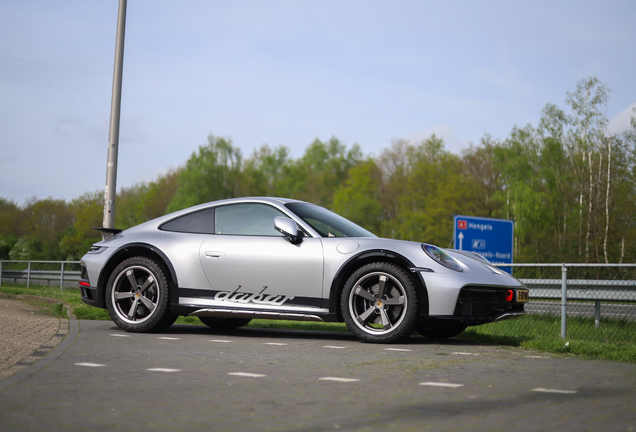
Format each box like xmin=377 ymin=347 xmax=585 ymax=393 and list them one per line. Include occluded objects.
xmin=98 ymin=243 xmax=180 ymax=309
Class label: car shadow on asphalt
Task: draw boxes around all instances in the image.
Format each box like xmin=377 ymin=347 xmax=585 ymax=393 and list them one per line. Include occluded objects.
xmin=106 ymin=322 xmax=491 ymax=346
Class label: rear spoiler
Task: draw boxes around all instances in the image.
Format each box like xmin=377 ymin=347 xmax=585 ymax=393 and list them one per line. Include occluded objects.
xmin=91 ymin=227 xmax=123 ymax=239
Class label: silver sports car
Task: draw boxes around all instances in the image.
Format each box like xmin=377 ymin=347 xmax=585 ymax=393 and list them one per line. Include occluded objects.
xmin=79 ymin=197 xmax=528 ymax=343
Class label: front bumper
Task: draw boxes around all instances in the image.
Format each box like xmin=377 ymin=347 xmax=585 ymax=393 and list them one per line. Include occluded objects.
xmin=424 ymin=286 xmax=527 ymax=326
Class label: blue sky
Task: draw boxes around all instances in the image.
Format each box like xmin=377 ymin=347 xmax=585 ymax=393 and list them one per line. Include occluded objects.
xmin=1 ymin=0 xmax=635 ymax=205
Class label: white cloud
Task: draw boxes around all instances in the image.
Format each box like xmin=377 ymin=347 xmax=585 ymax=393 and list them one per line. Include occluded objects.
xmin=608 ymin=102 xmax=636 ymax=134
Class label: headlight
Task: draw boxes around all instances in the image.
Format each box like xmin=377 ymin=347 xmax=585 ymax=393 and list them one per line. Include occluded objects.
xmin=88 ymin=246 xmax=107 ymax=254
xmin=422 ymin=244 xmax=463 ymax=272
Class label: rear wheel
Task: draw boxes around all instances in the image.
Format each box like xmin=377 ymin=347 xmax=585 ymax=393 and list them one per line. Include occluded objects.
xmin=341 ymin=262 xmax=419 ymax=343
xmin=198 ymin=316 xmax=252 ymax=330
xmin=106 ymin=257 xmax=176 ymax=333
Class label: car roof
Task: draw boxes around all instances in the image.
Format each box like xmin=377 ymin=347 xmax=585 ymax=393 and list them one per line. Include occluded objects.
xmin=134 ymin=197 xmax=309 ymax=228
xmin=186 ymin=196 xmax=307 ymax=211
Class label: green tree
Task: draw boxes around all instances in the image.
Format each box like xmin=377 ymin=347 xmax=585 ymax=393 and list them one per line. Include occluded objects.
xmin=139 ymin=169 xmax=180 ymax=219
xmin=278 ymin=137 xmax=362 ymax=207
xmin=493 ymin=124 xmax=552 ymax=262
xmin=0 ymin=198 xmax=22 ymax=259
xmin=59 ymin=192 xmax=103 ymax=260
xmin=167 ymin=135 xmax=243 ymax=212
xmin=116 ymin=170 xmax=180 ymax=229
xmin=604 ymin=118 xmax=636 ymax=263
xmin=16 ymin=197 xmax=73 ymax=260
xmin=239 ymin=144 xmax=291 ymax=197
xmin=461 ymin=135 xmax=503 ymax=218
xmin=394 ymin=135 xmax=480 ymax=245
xmin=491 ymin=77 xmax=636 ymax=264
xmin=332 ymin=159 xmax=384 ymax=234
xmin=375 ymin=138 xmax=413 ymax=237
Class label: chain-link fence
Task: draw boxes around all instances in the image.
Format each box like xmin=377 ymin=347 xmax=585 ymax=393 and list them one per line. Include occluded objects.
xmin=473 ymin=263 xmax=636 ymax=345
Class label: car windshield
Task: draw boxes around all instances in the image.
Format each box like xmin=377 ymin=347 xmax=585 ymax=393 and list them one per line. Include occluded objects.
xmin=285 ymin=203 xmax=376 ymax=238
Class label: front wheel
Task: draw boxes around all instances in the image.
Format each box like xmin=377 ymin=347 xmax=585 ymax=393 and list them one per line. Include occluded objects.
xmin=341 ymin=262 xmax=419 ymax=343
xmin=106 ymin=257 xmax=176 ymax=333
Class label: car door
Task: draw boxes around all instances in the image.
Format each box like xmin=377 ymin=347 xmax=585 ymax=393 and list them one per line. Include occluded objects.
xmin=199 ymin=203 xmax=324 ymax=310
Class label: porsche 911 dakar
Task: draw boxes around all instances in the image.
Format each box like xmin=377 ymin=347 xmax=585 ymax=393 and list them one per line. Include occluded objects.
xmin=79 ymin=197 xmax=528 ymax=343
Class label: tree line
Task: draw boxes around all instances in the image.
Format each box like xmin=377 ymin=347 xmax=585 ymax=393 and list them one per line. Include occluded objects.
xmin=1 ymin=77 xmax=634 ymax=264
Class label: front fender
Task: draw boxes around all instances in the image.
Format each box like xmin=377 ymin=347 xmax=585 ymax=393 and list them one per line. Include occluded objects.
xmin=326 ymin=249 xmax=428 ymax=319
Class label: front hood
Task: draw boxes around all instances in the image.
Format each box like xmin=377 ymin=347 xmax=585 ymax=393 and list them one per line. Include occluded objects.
xmin=325 ymin=236 xmax=523 ymax=286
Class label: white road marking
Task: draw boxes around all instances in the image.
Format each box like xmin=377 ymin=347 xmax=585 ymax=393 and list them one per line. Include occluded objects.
xmin=264 ymin=343 xmax=288 ymax=346
xmin=228 ymin=372 xmax=266 ymax=378
xmin=210 ymin=339 xmax=233 ymax=343
xmin=532 ymin=388 xmax=577 ymax=394
xmin=158 ymin=337 xmax=180 ymax=340
xmin=75 ymin=363 xmax=106 ymax=367
xmin=419 ymin=382 xmax=464 ymax=388
xmin=319 ymin=377 xmax=360 ymax=383
xmin=452 ymin=352 xmax=479 ymax=356
xmin=147 ymin=368 xmax=181 ymax=373
xmin=323 ymin=346 xmax=346 ymax=349
xmin=384 ymin=348 xmax=412 ymax=352
xmin=110 ymin=334 xmax=130 ymax=337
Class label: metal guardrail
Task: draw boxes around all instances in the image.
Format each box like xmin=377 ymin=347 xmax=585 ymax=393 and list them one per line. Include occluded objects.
xmin=521 ymin=279 xmax=636 ymax=302
xmin=0 ymin=261 xmax=81 ymax=291
xmin=495 ymin=263 xmax=636 ymax=339
xmin=521 ymin=279 xmax=636 ymax=333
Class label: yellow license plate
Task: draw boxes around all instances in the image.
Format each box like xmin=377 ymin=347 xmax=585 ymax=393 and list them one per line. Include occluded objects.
xmin=517 ymin=289 xmax=529 ymax=302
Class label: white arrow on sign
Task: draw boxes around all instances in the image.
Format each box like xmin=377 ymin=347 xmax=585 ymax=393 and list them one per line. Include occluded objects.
xmin=458 ymin=232 xmax=464 ymax=250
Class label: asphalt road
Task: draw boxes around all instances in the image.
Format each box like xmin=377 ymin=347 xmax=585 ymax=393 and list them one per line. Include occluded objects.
xmin=1 ymin=319 xmax=636 ymax=432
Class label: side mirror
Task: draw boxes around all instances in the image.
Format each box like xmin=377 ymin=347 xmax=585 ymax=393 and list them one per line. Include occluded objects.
xmin=274 ymin=217 xmax=303 ymax=245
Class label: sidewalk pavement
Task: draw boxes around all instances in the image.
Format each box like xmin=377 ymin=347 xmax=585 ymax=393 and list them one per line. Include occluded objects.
xmin=0 ymin=295 xmax=70 ymax=381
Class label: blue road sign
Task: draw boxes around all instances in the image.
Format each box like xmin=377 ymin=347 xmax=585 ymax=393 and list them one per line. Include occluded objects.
xmin=453 ymin=215 xmax=514 ymax=274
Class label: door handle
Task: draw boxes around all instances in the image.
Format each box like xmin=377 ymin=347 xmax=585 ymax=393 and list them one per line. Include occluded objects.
xmin=205 ymin=251 xmax=226 ymax=258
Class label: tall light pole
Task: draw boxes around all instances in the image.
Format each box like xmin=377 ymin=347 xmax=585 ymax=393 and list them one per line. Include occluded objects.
xmin=102 ymin=0 xmax=127 ymax=238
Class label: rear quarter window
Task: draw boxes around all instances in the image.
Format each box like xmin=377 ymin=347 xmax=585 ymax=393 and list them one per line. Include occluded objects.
xmin=160 ymin=208 xmax=215 ymax=234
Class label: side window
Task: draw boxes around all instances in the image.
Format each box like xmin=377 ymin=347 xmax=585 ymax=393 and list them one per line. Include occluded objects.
xmin=160 ymin=208 xmax=215 ymax=234
xmin=215 ymin=203 xmax=286 ymax=236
